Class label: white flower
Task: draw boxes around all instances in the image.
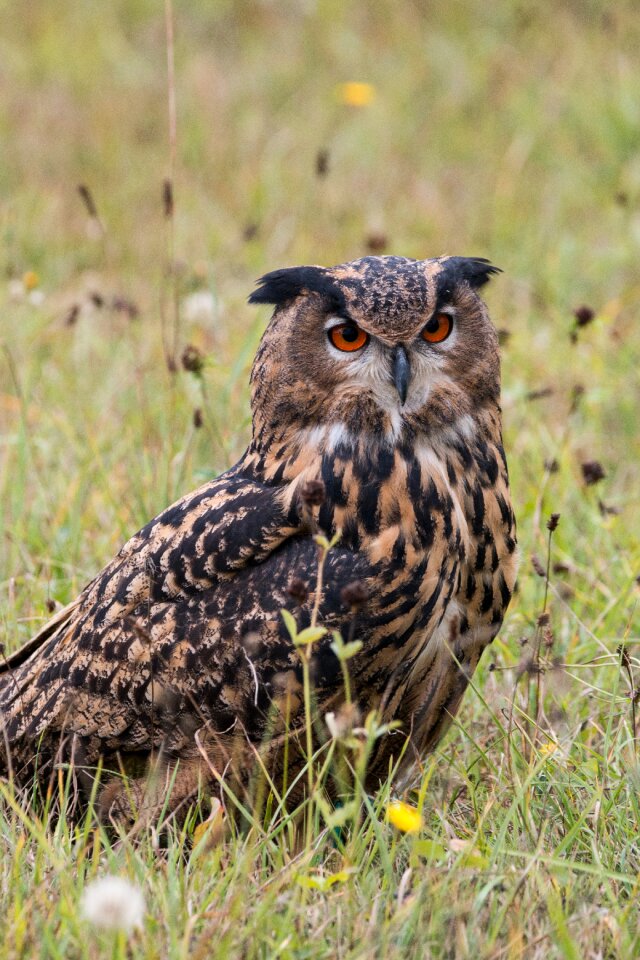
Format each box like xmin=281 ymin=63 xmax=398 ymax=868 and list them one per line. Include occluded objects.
xmin=28 ymin=289 xmax=45 ymax=306
xmin=183 ymin=289 xmax=216 ymax=325
xmin=80 ymin=876 xmax=145 ymax=933
xmin=325 ymin=711 xmax=340 ymax=739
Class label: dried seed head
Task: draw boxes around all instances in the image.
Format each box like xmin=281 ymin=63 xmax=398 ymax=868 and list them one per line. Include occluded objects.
xmin=340 ymin=580 xmax=369 ymax=610
xmin=46 ymin=598 xmax=56 ymax=613
xmin=544 ymin=458 xmax=559 ymax=473
xmin=617 ymin=644 xmax=632 ymax=669
xmin=300 ymin=479 xmax=325 ymax=508
xmin=193 ymin=408 xmax=203 ymax=429
xmin=65 ymin=304 xmax=80 ymax=326
xmin=287 ymin=577 xmax=309 ymax=605
xmin=81 ymin=876 xmax=145 ymax=933
xmin=573 ymin=305 xmax=595 ymax=327
xmin=243 ymin=222 xmax=259 ymax=242
xmin=111 ymin=296 xmax=139 ymax=320
xmin=526 ymin=387 xmax=554 ymax=402
xmin=531 ymin=554 xmax=546 ymax=577
xmin=581 ymin=460 xmax=606 ymax=486
xmin=524 ymin=657 xmax=542 ymax=677
xmin=163 ymin=178 xmax=174 ymax=218
xmin=90 ymin=291 xmax=105 ymax=309
xmin=546 ymin=512 xmax=561 ymax=532
xmin=570 ymin=383 xmax=585 ymax=412
xmin=181 ymin=344 xmax=205 ymax=375
xmin=315 ymin=149 xmax=329 ymax=177
xmin=77 ymin=183 xmax=98 ymax=219
xmin=365 ymin=232 xmax=388 ymax=254
xmin=537 ymin=612 xmax=551 ymax=627
xmin=598 ymin=499 xmax=619 ymax=516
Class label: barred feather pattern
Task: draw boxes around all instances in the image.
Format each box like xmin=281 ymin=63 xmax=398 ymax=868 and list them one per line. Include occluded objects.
xmin=0 ymin=255 xmax=517 ymax=817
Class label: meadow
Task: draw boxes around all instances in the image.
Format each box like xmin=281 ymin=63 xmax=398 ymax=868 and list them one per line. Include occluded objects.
xmin=1 ymin=1 xmax=639 ymax=956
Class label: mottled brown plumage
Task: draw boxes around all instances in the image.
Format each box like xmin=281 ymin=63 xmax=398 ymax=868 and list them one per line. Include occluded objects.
xmin=0 ymin=255 xmax=517 ymax=821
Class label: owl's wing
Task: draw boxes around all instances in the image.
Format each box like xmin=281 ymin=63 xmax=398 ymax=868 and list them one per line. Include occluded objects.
xmin=0 ymin=462 xmax=367 ymax=760
xmin=2 ymin=463 xmax=302 ymax=670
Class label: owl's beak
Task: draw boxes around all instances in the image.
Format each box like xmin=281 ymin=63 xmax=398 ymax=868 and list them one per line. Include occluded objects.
xmin=392 ymin=346 xmax=410 ymax=405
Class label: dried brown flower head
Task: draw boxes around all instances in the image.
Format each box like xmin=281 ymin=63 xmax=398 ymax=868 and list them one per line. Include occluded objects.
xmin=365 ymin=232 xmax=388 ymax=254
xmin=531 ymin=554 xmax=546 ymax=577
xmin=182 ymin=344 xmax=205 ymax=375
xmin=581 ymin=460 xmax=606 ymax=486
xmin=573 ymin=305 xmax=595 ymax=327
xmin=287 ymin=577 xmax=309 ymax=605
xmin=65 ymin=304 xmax=80 ymax=326
xmin=340 ymin=580 xmax=369 ymax=610
xmin=315 ymin=149 xmax=329 ymax=177
xmin=163 ymin=178 xmax=174 ymax=218
xmin=546 ymin=513 xmax=561 ymax=532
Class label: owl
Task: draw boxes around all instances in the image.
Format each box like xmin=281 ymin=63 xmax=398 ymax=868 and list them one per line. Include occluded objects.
xmin=0 ymin=255 xmax=517 ymax=823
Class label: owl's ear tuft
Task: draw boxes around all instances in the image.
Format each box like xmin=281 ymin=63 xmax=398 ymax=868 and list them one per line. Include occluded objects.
xmin=438 ymin=257 xmax=502 ymax=293
xmin=248 ymin=266 xmax=346 ymax=311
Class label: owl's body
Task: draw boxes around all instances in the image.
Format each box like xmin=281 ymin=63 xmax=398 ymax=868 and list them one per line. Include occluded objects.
xmin=0 ymin=256 xmax=517 ymax=819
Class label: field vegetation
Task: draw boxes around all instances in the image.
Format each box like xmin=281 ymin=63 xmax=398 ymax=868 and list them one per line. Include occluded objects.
xmin=1 ymin=1 xmax=639 ymax=956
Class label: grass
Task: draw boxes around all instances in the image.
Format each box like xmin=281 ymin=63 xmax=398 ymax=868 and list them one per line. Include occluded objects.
xmin=1 ymin=0 xmax=640 ymax=956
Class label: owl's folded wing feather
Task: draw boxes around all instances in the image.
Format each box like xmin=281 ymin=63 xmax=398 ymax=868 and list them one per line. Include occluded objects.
xmin=1 ymin=466 xmax=374 ymax=775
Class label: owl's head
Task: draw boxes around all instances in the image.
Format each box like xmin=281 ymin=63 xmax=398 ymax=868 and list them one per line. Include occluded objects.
xmin=248 ymin=256 xmax=502 ymax=449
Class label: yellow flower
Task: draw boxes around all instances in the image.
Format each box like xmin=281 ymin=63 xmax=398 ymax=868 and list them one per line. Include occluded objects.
xmin=297 ymin=869 xmax=353 ymax=892
xmin=387 ymin=800 xmax=423 ymax=833
xmin=22 ymin=270 xmax=39 ymax=291
xmin=336 ymin=82 xmax=376 ymax=107
xmin=539 ymin=740 xmax=558 ymax=759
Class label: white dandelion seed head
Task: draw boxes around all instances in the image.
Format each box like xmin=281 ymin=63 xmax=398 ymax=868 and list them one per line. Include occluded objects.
xmin=183 ymin=289 xmax=217 ymax=325
xmin=28 ymin=289 xmax=46 ymax=306
xmin=80 ymin=876 xmax=145 ymax=933
xmin=8 ymin=279 xmax=25 ymax=301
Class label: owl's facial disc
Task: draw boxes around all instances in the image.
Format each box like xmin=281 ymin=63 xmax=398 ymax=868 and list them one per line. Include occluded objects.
xmin=324 ymin=313 xmax=457 ymax=411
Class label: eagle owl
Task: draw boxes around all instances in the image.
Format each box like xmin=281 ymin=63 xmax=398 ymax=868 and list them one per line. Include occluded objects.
xmin=0 ymin=255 xmax=517 ymax=821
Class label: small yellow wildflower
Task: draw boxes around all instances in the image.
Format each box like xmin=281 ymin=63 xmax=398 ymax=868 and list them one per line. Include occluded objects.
xmin=22 ymin=270 xmax=39 ymax=291
xmin=336 ymin=82 xmax=376 ymax=107
xmin=539 ymin=740 xmax=558 ymax=759
xmin=387 ymin=800 xmax=423 ymax=833
xmin=297 ymin=869 xmax=353 ymax=892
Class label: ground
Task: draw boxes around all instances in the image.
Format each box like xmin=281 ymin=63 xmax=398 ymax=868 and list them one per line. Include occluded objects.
xmin=1 ymin=1 xmax=640 ymax=957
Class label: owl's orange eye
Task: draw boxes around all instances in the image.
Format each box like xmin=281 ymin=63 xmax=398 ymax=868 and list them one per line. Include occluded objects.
xmin=421 ymin=312 xmax=453 ymax=344
xmin=328 ymin=322 xmax=369 ymax=352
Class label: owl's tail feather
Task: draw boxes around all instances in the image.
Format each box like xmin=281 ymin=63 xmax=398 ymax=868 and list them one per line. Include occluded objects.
xmin=0 ymin=600 xmax=81 ymax=779
xmin=0 ymin=598 xmax=80 ymax=675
